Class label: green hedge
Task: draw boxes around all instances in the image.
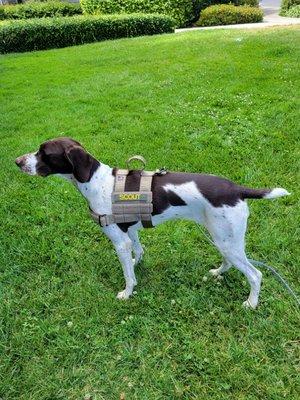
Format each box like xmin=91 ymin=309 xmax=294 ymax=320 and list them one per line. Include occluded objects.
xmin=280 ymin=0 xmax=300 ymax=14
xmin=196 ymin=0 xmax=259 ymax=11
xmin=284 ymin=4 xmax=300 ymax=15
xmin=0 ymin=1 xmax=82 ymax=20
xmin=79 ymin=0 xmax=259 ymax=28
xmin=0 ymin=13 xmax=175 ymax=54
xmin=197 ymin=4 xmax=263 ymax=26
xmin=80 ymin=0 xmax=197 ymax=27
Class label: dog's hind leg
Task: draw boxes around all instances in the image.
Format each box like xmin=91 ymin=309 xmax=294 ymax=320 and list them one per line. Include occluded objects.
xmin=102 ymin=224 xmax=137 ymax=300
xmin=128 ymin=226 xmax=144 ymax=266
xmin=228 ymin=254 xmax=262 ymax=309
xmin=205 ymin=201 xmax=262 ymax=309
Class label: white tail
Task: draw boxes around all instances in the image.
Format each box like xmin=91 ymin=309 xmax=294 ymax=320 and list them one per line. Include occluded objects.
xmin=264 ymin=188 xmax=291 ymax=199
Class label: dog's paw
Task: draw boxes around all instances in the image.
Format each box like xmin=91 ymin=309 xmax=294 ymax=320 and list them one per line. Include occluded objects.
xmin=242 ymin=299 xmax=257 ymax=310
xmin=209 ymin=268 xmax=223 ymax=278
xmin=117 ymin=290 xmax=131 ymax=300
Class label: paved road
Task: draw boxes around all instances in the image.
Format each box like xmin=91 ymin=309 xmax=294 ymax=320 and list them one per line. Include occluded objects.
xmin=261 ymin=0 xmax=299 ymax=24
xmin=176 ymin=0 xmax=300 ymax=32
xmin=261 ymin=0 xmax=281 ymax=17
xmin=261 ymin=0 xmax=288 ymax=20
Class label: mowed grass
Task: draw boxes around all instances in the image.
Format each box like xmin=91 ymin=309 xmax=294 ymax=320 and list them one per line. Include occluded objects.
xmin=1 ymin=27 xmax=300 ymax=399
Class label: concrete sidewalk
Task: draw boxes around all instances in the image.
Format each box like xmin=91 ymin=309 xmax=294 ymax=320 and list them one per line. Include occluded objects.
xmin=176 ymin=0 xmax=300 ymax=32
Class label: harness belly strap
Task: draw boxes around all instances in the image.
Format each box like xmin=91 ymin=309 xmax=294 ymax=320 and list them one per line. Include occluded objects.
xmin=90 ymin=156 xmax=160 ymax=228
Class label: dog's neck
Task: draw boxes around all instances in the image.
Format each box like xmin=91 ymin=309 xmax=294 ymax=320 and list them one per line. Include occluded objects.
xmin=59 ymin=162 xmax=115 ymax=215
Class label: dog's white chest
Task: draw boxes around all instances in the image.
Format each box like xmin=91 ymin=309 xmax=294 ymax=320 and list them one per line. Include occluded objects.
xmin=78 ymin=164 xmax=114 ymax=215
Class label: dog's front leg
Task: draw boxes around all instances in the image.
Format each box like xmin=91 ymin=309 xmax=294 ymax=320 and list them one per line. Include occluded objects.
xmin=128 ymin=226 xmax=144 ymax=266
xmin=102 ymin=224 xmax=136 ymax=300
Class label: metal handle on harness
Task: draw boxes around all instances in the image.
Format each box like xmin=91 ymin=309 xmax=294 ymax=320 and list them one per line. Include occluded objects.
xmin=126 ymin=155 xmax=147 ymax=171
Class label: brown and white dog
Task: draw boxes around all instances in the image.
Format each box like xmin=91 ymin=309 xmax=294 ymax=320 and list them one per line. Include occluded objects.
xmin=15 ymin=137 xmax=290 ymax=308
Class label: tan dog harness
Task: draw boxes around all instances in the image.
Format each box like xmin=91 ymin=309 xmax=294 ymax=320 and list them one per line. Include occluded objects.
xmin=90 ymin=156 xmax=166 ymax=228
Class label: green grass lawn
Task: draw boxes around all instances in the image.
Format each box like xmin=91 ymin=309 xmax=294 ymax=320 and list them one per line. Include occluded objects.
xmin=1 ymin=27 xmax=300 ymax=400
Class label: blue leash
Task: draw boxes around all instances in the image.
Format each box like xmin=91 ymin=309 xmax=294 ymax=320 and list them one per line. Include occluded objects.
xmin=249 ymin=259 xmax=300 ymax=307
xmin=198 ymin=227 xmax=300 ymax=308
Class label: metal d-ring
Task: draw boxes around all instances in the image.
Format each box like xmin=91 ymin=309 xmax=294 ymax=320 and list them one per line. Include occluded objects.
xmin=126 ymin=155 xmax=147 ymax=170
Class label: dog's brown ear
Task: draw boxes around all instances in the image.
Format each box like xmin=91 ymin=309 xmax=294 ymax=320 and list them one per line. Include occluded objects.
xmin=65 ymin=146 xmax=96 ymax=183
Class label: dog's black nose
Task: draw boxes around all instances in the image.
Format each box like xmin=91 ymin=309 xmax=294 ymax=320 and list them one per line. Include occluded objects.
xmin=15 ymin=156 xmax=25 ymax=168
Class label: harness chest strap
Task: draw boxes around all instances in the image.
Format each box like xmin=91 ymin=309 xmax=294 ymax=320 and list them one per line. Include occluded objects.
xmin=90 ymin=166 xmax=155 ymax=228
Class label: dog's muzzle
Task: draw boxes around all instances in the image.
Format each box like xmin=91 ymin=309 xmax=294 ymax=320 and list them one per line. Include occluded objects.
xmin=15 ymin=153 xmax=37 ymax=175
xmin=15 ymin=156 xmax=26 ymax=169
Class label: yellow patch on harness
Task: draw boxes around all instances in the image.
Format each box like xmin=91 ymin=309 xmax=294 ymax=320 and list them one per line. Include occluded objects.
xmin=120 ymin=193 xmax=140 ymax=201
xmin=113 ymin=192 xmax=150 ymax=203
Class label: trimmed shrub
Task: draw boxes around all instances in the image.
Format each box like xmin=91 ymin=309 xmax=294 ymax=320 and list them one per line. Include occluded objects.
xmin=0 ymin=13 xmax=175 ymax=53
xmin=80 ymin=0 xmax=197 ymax=28
xmin=197 ymin=4 xmax=263 ymax=26
xmin=0 ymin=1 xmax=82 ymax=20
xmin=281 ymin=0 xmax=300 ymax=11
xmin=196 ymin=0 xmax=259 ymax=10
xmin=280 ymin=0 xmax=300 ymax=14
xmin=79 ymin=0 xmax=259 ymax=28
xmin=284 ymin=4 xmax=300 ymax=15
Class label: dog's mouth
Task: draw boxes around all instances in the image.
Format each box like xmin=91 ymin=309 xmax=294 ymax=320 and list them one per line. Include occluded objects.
xmin=17 ymin=166 xmax=36 ymax=175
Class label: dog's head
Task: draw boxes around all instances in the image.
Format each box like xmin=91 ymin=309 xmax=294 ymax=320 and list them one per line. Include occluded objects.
xmin=15 ymin=137 xmax=99 ymax=183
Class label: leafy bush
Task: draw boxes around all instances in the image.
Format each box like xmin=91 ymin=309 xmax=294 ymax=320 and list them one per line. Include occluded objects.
xmin=79 ymin=0 xmax=259 ymax=28
xmin=283 ymin=4 xmax=300 ymax=15
xmin=280 ymin=0 xmax=300 ymax=14
xmin=197 ymin=4 xmax=263 ymax=26
xmin=281 ymin=0 xmax=300 ymax=11
xmin=80 ymin=0 xmax=199 ymax=27
xmin=0 ymin=0 xmax=259 ymax=27
xmin=0 ymin=13 xmax=175 ymax=53
xmin=196 ymin=0 xmax=259 ymax=9
xmin=0 ymin=1 xmax=82 ymax=20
